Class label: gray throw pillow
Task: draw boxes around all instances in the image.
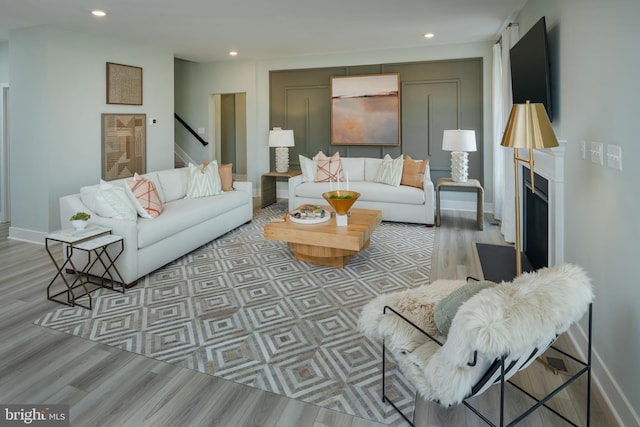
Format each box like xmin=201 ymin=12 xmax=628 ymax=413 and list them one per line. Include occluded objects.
xmin=434 ymin=280 xmax=496 ymax=336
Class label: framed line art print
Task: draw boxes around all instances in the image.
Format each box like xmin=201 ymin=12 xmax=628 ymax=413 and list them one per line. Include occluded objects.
xmin=101 ymin=113 xmax=146 ymax=181
xmin=106 ymin=62 xmax=143 ymax=105
xmin=330 ymin=73 xmax=400 ymax=145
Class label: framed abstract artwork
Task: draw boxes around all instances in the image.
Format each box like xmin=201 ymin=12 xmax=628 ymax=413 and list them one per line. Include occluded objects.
xmin=106 ymin=62 xmax=143 ymax=105
xmin=330 ymin=73 xmax=400 ymax=145
xmin=101 ymin=114 xmax=146 ymax=181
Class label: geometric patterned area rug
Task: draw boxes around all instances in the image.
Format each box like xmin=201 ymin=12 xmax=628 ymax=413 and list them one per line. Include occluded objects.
xmin=35 ymin=203 xmax=435 ymax=425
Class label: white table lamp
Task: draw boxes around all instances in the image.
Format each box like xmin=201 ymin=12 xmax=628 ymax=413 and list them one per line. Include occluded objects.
xmin=268 ymin=127 xmax=295 ymax=173
xmin=442 ymin=129 xmax=477 ymax=182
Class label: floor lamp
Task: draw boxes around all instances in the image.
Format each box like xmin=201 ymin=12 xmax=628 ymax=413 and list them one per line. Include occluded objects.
xmin=500 ymin=101 xmax=558 ymax=276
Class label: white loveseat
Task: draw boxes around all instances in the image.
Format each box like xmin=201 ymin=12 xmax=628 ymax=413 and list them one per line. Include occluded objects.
xmin=59 ymin=167 xmax=253 ymax=286
xmin=288 ymin=157 xmax=434 ymax=225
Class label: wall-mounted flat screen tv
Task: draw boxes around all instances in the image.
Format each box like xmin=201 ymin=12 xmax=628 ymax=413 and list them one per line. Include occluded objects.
xmin=510 ymin=16 xmax=553 ymax=121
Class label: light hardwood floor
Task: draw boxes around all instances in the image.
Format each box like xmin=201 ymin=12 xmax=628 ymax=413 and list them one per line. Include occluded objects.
xmin=0 ymin=207 xmax=619 ymax=426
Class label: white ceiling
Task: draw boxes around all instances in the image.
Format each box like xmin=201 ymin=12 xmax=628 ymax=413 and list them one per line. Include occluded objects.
xmin=0 ymin=0 xmax=527 ymax=63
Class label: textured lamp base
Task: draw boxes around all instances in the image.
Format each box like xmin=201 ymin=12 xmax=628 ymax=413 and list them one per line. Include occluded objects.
xmin=450 ymin=151 xmax=469 ymax=182
xmin=275 ymin=147 xmax=289 ymax=173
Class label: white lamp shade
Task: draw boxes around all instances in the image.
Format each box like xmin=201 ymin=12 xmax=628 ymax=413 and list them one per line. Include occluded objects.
xmin=442 ymin=130 xmax=477 ymax=152
xmin=268 ymin=128 xmax=295 ymax=147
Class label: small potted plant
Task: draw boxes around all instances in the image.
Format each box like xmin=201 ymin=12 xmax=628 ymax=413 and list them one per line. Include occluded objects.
xmin=70 ymin=211 xmax=91 ymax=230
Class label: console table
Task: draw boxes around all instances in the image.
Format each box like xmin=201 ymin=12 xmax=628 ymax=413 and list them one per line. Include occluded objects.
xmin=261 ymin=170 xmax=301 ymax=208
xmin=436 ymin=178 xmax=484 ymax=230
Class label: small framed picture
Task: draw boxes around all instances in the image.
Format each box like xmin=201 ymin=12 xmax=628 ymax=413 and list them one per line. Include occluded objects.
xmin=106 ymin=62 xmax=143 ymax=105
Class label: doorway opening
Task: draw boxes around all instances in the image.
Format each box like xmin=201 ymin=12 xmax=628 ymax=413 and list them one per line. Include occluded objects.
xmin=211 ymin=93 xmax=247 ymax=181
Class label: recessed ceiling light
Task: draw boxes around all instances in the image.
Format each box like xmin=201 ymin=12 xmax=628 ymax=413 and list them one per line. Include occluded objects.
xmin=424 ymin=33 xmax=435 ymax=39
xmin=91 ymin=10 xmax=107 ymax=17
xmin=229 ymin=51 xmax=238 ymax=56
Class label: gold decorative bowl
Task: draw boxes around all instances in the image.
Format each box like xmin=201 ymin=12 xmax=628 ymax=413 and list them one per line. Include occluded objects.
xmin=322 ymin=190 xmax=360 ymax=216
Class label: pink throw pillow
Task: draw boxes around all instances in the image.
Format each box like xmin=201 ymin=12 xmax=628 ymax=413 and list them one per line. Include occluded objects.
xmin=315 ymin=152 xmax=344 ymax=182
xmin=125 ymin=173 xmax=163 ymax=218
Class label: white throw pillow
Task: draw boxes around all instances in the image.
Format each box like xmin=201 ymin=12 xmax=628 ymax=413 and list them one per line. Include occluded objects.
xmin=81 ymin=181 xmax=137 ymax=221
xmin=299 ymin=154 xmax=319 ymax=183
xmin=364 ymin=158 xmax=383 ymax=181
xmin=186 ymin=162 xmax=222 ymax=198
xmin=374 ymin=154 xmax=404 ymax=187
xmin=158 ymin=167 xmax=188 ymax=202
xmin=79 ymin=186 xmax=101 ymax=214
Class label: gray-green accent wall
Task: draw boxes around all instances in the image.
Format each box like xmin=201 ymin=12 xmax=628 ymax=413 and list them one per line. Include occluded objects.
xmin=269 ymin=59 xmax=483 ymax=185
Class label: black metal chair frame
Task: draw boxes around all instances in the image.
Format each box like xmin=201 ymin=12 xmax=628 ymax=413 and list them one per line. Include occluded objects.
xmin=381 ymin=304 xmax=592 ymax=426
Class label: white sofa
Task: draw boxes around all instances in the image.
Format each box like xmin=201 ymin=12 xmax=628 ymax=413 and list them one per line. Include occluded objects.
xmin=59 ymin=167 xmax=253 ymax=286
xmin=288 ymin=157 xmax=434 ymax=225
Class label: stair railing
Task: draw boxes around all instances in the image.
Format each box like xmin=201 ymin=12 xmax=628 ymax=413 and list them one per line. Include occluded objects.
xmin=174 ymin=113 xmax=208 ymax=146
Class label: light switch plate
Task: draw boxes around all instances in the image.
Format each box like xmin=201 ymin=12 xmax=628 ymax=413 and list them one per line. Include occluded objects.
xmin=607 ymin=144 xmax=622 ymax=170
xmin=590 ymin=142 xmax=603 ymax=165
xmin=580 ymin=141 xmax=586 ymax=160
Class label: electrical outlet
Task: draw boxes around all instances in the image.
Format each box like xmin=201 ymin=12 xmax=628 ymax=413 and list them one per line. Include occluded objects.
xmin=590 ymin=142 xmax=603 ymax=165
xmin=607 ymin=144 xmax=622 ymax=171
xmin=149 ymin=117 xmax=157 ymax=125
xmin=580 ymin=141 xmax=586 ymax=160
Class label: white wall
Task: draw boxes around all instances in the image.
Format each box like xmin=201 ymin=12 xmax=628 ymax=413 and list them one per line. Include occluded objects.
xmin=8 ymin=26 xmax=174 ymax=240
xmin=174 ymin=42 xmax=495 ymax=204
xmin=0 ymin=42 xmax=8 ymax=82
xmin=174 ymin=59 xmax=217 ymax=164
xmin=0 ymin=42 xmax=8 ymax=223
xmin=518 ymin=1 xmax=640 ymax=425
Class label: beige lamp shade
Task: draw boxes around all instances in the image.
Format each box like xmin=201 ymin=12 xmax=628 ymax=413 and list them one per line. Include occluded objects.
xmin=501 ymin=102 xmax=559 ymax=149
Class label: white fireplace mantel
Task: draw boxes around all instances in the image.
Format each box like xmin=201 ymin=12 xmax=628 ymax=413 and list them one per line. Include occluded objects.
xmin=519 ymin=140 xmax=566 ymax=267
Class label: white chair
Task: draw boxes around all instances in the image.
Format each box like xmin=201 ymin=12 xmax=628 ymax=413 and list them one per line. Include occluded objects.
xmin=358 ymin=264 xmax=593 ymax=426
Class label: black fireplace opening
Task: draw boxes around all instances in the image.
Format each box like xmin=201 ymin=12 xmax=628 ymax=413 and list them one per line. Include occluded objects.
xmin=523 ymin=167 xmax=549 ymax=270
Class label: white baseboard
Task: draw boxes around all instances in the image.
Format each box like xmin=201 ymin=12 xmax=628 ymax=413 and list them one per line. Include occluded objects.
xmin=567 ymin=322 xmax=640 ymax=427
xmin=9 ymin=226 xmax=45 ymax=245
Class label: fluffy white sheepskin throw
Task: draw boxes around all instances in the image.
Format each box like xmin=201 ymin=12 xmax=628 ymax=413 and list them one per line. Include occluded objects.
xmin=358 ymin=264 xmax=593 ymax=407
